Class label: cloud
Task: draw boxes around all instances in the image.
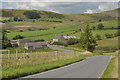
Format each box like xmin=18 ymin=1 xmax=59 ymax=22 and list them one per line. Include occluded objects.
xmin=98 ymin=5 xmax=109 ymax=11
xmin=1 ymin=0 xmax=119 ymax=2
xmin=84 ymin=9 xmax=95 ymax=13
xmin=2 ymin=2 xmax=118 ymax=14
xmin=98 ymin=3 xmax=118 ymax=11
xmin=48 ymin=9 xmax=60 ymax=13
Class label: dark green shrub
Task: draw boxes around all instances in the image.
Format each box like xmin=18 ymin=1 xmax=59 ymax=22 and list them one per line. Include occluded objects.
xmin=24 ymin=11 xmax=41 ymax=19
xmin=67 ymin=38 xmax=79 ymax=45
xmin=116 ymin=30 xmax=120 ymax=36
xmin=19 ymin=30 xmax=23 ymax=32
xmin=52 ymin=41 xmax=67 ymax=46
xmin=13 ymin=35 xmax=24 ymax=40
xmin=92 ymin=26 xmax=96 ymax=30
xmin=96 ymin=34 xmax=102 ymax=40
xmin=98 ymin=23 xmax=104 ymax=29
xmin=35 ymin=39 xmax=45 ymax=42
xmin=105 ymin=33 xmax=113 ymax=38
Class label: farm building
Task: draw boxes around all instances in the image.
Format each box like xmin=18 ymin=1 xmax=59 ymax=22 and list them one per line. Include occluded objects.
xmin=17 ymin=39 xmax=34 ymax=46
xmin=24 ymin=42 xmax=48 ymax=50
xmin=52 ymin=35 xmax=77 ymax=43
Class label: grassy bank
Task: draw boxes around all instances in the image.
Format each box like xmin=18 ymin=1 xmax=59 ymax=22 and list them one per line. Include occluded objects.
xmin=101 ymin=56 xmax=118 ymax=78
xmin=2 ymin=56 xmax=84 ymax=79
xmin=94 ymin=37 xmax=118 ymax=53
xmin=2 ymin=52 xmax=93 ymax=79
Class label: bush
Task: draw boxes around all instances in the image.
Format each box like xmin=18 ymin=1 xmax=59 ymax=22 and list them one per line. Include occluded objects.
xmin=28 ymin=28 xmax=32 ymax=31
xmin=13 ymin=17 xmax=23 ymax=21
xmin=116 ymin=30 xmax=120 ymax=36
xmin=52 ymin=41 xmax=67 ymax=46
xmin=96 ymin=34 xmax=102 ymax=40
xmin=92 ymin=26 xmax=96 ymax=30
xmin=35 ymin=39 xmax=45 ymax=42
xmin=24 ymin=11 xmax=41 ymax=19
xmin=105 ymin=33 xmax=113 ymax=38
xmin=67 ymin=38 xmax=79 ymax=45
xmin=19 ymin=30 xmax=23 ymax=32
xmin=98 ymin=23 xmax=104 ymax=29
xmin=13 ymin=35 xmax=24 ymax=40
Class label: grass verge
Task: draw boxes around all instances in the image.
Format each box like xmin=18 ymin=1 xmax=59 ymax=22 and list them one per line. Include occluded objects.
xmin=2 ymin=56 xmax=85 ymax=79
xmin=101 ymin=56 xmax=118 ymax=78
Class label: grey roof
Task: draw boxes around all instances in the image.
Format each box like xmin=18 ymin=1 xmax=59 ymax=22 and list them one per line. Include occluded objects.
xmin=54 ymin=35 xmax=64 ymax=39
xmin=18 ymin=39 xmax=34 ymax=43
xmin=25 ymin=42 xmax=47 ymax=47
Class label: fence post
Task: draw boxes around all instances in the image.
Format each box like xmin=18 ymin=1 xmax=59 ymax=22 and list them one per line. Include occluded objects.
xmin=23 ymin=51 xmax=25 ymax=59
xmin=8 ymin=50 xmax=10 ymax=59
xmin=16 ymin=49 xmax=18 ymax=59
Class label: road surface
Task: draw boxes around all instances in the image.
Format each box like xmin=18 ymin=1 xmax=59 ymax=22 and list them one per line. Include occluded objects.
xmin=48 ymin=45 xmax=74 ymax=52
xmin=22 ymin=55 xmax=112 ymax=78
xmin=48 ymin=45 xmax=83 ymax=53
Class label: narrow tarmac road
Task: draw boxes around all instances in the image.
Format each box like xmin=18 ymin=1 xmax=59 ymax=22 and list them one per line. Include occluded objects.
xmin=22 ymin=55 xmax=112 ymax=78
xmin=47 ymin=45 xmax=82 ymax=53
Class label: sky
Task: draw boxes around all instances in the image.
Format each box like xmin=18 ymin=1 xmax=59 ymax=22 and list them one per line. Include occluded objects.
xmin=1 ymin=0 xmax=119 ymax=14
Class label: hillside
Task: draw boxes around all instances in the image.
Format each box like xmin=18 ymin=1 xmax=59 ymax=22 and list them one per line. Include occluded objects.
xmin=1 ymin=9 xmax=65 ymax=19
xmin=1 ymin=8 xmax=119 ymax=30
xmin=101 ymin=8 xmax=120 ymax=19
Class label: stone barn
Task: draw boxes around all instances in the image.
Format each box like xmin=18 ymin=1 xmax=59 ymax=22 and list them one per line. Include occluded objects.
xmin=24 ymin=42 xmax=48 ymax=50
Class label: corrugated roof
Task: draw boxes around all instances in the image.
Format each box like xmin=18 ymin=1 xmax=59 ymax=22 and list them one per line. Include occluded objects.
xmin=63 ymin=36 xmax=76 ymax=39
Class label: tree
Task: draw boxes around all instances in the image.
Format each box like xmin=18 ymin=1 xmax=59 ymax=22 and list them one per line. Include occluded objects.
xmin=96 ymin=34 xmax=102 ymax=40
xmin=28 ymin=28 xmax=32 ymax=31
xmin=98 ymin=23 xmax=104 ymax=29
xmin=117 ymin=30 xmax=120 ymax=36
xmin=2 ymin=30 xmax=10 ymax=49
xmin=24 ymin=11 xmax=41 ymax=19
xmin=19 ymin=30 xmax=23 ymax=32
xmin=105 ymin=33 xmax=113 ymax=38
xmin=13 ymin=17 xmax=19 ymax=21
xmin=92 ymin=26 xmax=96 ymax=30
xmin=35 ymin=39 xmax=45 ymax=42
xmin=67 ymin=38 xmax=79 ymax=45
xmin=13 ymin=35 xmax=24 ymax=40
xmin=80 ymin=25 xmax=97 ymax=52
xmin=99 ymin=19 xmax=102 ymax=22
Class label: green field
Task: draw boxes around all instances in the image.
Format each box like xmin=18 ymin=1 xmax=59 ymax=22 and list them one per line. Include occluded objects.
xmin=7 ymin=20 xmax=118 ymax=40
xmin=72 ymin=29 xmax=117 ymax=39
xmin=7 ymin=25 xmax=78 ymax=40
xmin=88 ymin=20 xmax=118 ymax=29
xmin=94 ymin=37 xmax=118 ymax=53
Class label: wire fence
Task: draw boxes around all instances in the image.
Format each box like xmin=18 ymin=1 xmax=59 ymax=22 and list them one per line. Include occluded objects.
xmin=2 ymin=50 xmax=81 ymax=69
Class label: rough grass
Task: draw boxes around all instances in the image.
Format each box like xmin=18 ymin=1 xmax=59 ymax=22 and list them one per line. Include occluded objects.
xmin=2 ymin=53 xmax=93 ymax=79
xmin=72 ymin=29 xmax=117 ymax=39
xmin=1 ymin=47 xmax=56 ymax=54
xmin=2 ymin=57 xmax=84 ymax=79
xmin=95 ymin=37 xmax=118 ymax=53
xmin=101 ymin=56 xmax=118 ymax=78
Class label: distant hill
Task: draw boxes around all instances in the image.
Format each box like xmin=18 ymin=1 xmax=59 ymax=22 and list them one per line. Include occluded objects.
xmin=101 ymin=8 xmax=120 ymax=19
xmin=1 ymin=9 xmax=65 ymax=19
xmin=1 ymin=8 xmax=119 ymax=30
xmin=1 ymin=8 xmax=119 ymax=21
